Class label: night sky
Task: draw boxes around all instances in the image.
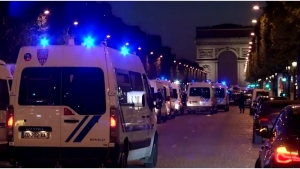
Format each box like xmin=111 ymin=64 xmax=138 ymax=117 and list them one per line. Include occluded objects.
xmin=109 ymin=1 xmax=265 ymax=61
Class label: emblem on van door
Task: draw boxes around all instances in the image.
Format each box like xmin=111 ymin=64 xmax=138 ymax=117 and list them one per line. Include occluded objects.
xmin=24 ymin=53 xmax=32 ymax=61
xmin=37 ymin=49 xmax=49 ymax=66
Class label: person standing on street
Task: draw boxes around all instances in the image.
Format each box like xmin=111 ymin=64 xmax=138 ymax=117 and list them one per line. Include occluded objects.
xmin=238 ymin=92 xmax=246 ymax=113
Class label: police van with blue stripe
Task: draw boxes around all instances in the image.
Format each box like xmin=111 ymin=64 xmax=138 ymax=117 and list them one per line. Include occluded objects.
xmin=7 ymin=38 xmax=159 ymax=167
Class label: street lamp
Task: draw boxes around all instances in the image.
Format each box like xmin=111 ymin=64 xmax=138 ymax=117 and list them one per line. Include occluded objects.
xmin=150 ymin=51 xmax=153 ymax=55
xmin=73 ymin=21 xmax=78 ymax=25
xmin=252 ymin=19 xmax=257 ymax=23
xmin=106 ymin=35 xmax=110 ymax=38
xmin=292 ymin=61 xmax=297 ymax=100
xmin=44 ymin=10 xmax=50 ymax=15
xmin=253 ymin=5 xmax=260 ymax=10
xmin=249 ymin=42 xmax=253 ymax=44
xmin=251 ymin=32 xmax=255 ymax=36
xmin=125 ymin=42 xmax=129 ymax=46
xmin=138 ymin=47 xmax=141 ymax=50
xmin=160 ymin=55 xmax=163 ymax=58
xmin=249 ymin=46 xmax=252 ymax=49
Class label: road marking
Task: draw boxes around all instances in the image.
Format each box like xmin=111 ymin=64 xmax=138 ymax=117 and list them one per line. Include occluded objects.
xmin=171 ymin=144 xmax=177 ymax=148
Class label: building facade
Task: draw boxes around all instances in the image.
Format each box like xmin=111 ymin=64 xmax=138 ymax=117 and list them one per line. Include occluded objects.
xmin=195 ymin=24 xmax=252 ymax=86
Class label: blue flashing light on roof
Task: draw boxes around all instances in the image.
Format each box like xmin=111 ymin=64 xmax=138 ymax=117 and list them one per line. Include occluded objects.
xmin=221 ymin=81 xmax=226 ymax=85
xmin=40 ymin=38 xmax=49 ymax=47
xmin=83 ymin=36 xmax=95 ymax=48
xmin=120 ymin=46 xmax=129 ymax=56
xmin=161 ymin=76 xmax=164 ymax=80
xmin=192 ymin=80 xmax=195 ymax=82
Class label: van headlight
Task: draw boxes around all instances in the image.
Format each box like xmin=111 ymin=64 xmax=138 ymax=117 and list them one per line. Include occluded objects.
xmin=175 ymin=104 xmax=179 ymax=109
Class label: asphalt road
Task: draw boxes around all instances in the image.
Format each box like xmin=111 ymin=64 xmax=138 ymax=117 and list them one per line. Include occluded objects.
xmin=0 ymin=106 xmax=260 ymax=168
xmin=156 ymin=106 xmax=260 ymax=168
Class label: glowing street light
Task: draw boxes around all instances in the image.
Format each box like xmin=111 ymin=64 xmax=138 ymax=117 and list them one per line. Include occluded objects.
xmin=73 ymin=21 xmax=78 ymax=25
xmin=252 ymin=19 xmax=257 ymax=23
xmin=248 ymin=50 xmax=251 ymax=52
xmin=174 ymin=60 xmax=176 ymax=63
xmin=253 ymin=5 xmax=260 ymax=10
xmin=160 ymin=55 xmax=163 ymax=58
xmin=44 ymin=10 xmax=50 ymax=15
xmin=249 ymin=46 xmax=252 ymax=49
xmin=251 ymin=32 xmax=255 ymax=36
xmin=292 ymin=61 xmax=297 ymax=67
xmin=247 ymin=53 xmax=249 ymax=56
xmin=138 ymin=47 xmax=141 ymax=50
xmin=150 ymin=51 xmax=153 ymax=55
xmin=106 ymin=35 xmax=110 ymax=38
xmin=249 ymin=42 xmax=253 ymax=44
xmin=125 ymin=42 xmax=129 ymax=46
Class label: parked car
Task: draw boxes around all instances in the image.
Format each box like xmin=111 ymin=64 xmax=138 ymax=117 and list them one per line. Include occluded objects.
xmin=255 ymin=96 xmax=289 ymax=113
xmin=252 ymin=100 xmax=300 ymax=144
xmin=255 ymin=105 xmax=300 ymax=168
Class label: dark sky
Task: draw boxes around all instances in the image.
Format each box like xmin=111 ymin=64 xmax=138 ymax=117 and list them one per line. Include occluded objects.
xmin=109 ymin=1 xmax=265 ymax=61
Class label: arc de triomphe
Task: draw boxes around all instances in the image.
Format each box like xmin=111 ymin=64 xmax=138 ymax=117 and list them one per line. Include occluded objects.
xmin=194 ymin=24 xmax=252 ymax=87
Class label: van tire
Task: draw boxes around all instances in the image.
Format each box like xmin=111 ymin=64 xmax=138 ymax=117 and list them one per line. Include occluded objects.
xmin=144 ymin=135 xmax=158 ymax=168
xmin=117 ymin=142 xmax=129 ymax=168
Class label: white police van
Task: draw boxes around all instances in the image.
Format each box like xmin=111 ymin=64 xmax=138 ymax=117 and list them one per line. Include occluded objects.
xmin=186 ymin=82 xmax=213 ymax=114
xmin=212 ymin=82 xmax=229 ymax=112
xmin=7 ymin=40 xmax=159 ymax=167
xmin=170 ymin=82 xmax=183 ymax=115
xmin=149 ymin=79 xmax=170 ymax=123
xmin=0 ymin=60 xmax=13 ymax=155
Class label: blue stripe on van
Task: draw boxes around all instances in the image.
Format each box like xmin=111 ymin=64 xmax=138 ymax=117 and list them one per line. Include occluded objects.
xmin=65 ymin=115 xmax=89 ymax=142
xmin=73 ymin=115 xmax=102 ymax=142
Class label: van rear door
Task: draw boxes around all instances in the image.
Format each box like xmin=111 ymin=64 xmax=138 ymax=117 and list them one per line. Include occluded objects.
xmin=59 ymin=67 xmax=109 ymax=158
xmin=15 ymin=67 xmax=62 ymax=152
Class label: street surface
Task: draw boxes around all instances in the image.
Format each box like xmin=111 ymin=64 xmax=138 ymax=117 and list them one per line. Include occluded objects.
xmin=0 ymin=106 xmax=260 ymax=168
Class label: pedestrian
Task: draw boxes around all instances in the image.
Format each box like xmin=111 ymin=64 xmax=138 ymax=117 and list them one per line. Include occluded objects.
xmin=238 ymin=92 xmax=246 ymax=113
xmin=211 ymin=95 xmax=218 ymax=114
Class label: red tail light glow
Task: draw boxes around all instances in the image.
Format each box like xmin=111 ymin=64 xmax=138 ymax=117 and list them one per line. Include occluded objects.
xmin=275 ymin=147 xmax=300 ymax=163
xmin=7 ymin=116 xmax=13 ymax=127
xmin=110 ymin=117 xmax=116 ymax=127
xmin=259 ymin=116 xmax=269 ymax=122
xmin=64 ymin=108 xmax=75 ymax=115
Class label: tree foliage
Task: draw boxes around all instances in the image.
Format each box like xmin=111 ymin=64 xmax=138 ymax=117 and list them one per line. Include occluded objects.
xmin=247 ymin=2 xmax=300 ymax=82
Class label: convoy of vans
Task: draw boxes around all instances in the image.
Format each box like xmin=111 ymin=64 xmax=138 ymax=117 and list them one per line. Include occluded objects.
xmin=0 ymin=40 xmax=285 ymax=167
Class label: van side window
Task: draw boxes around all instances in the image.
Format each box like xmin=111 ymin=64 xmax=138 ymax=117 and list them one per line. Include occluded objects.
xmin=0 ymin=79 xmax=9 ymax=110
xmin=115 ymin=69 xmax=144 ymax=106
xmin=18 ymin=67 xmax=106 ymax=115
xmin=142 ymin=74 xmax=151 ymax=108
xmin=61 ymin=67 xmax=106 ymax=115
xmin=18 ymin=67 xmax=61 ymax=105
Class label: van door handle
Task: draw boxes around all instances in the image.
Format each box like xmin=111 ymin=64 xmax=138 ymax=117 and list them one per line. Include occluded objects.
xmin=64 ymin=119 xmax=79 ymax=123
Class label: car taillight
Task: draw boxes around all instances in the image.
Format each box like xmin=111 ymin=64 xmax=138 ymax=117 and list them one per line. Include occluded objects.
xmin=110 ymin=106 xmax=119 ymax=142
xmin=275 ymin=147 xmax=300 ymax=163
xmin=259 ymin=116 xmax=269 ymax=122
xmin=7 ymin=105 xmax=14 ymax=142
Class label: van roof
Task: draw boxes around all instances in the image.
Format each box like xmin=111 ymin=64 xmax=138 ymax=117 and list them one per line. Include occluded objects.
xmin=212 ymin=83 xmax=227 ymax=88
xmin=17 ymin=45 xmax=145 ymax=73
xmin=189 ymin=82 xmax=211 ymax=87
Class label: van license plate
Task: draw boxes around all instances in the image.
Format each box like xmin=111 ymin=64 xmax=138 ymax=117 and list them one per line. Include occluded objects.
xmin=21 ymin=131 xmax=49 ymax=139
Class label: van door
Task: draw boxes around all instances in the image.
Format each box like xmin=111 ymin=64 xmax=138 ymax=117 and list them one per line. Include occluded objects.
xmin=0 ymin=79 xmax=9 ymax=144
xmin=15 ymin=67 xmax=61 ymax=151
xmin=60 ymin=67 xmax=109 ymax=158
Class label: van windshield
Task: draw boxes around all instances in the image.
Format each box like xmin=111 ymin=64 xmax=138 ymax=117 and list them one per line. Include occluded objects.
xmin=189 ymin=87 xmax=210 ymax=98
xmin=0 ymin=79 xmax=9 ymax=110
xmin=18 ymin=67 xmax=106 ymax=115
xmin=215 ymin=88 xmax=225 ymax=98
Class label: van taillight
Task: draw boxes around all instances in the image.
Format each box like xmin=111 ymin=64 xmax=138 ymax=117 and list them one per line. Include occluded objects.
xmin=110 ymin=106 xmax=119 ymax=142
xmin=7 ymin=105 xmax=14 ymax=142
